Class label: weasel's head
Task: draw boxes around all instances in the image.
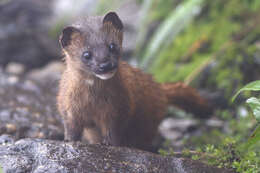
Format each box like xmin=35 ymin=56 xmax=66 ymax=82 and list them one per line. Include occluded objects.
xmin=59 ymin=12 xmax=123 ymax=80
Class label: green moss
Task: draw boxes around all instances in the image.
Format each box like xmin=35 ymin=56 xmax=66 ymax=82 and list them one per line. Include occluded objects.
xmin=196 ymin=139 xmax=260 ymax=172
xmin=164 ymin=132 xmax=259 ymax=172
xmin=184 ymin=112 xmax=259 ymax=172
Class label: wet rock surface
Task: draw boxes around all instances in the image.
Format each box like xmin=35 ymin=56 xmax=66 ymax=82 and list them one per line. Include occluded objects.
xmin=0 ymin=136 xmax=234 ymax=173
xmin=0 ymin=67 xmax=63 ymax=140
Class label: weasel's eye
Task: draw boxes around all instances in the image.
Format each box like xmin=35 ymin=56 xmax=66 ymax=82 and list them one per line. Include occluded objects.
xmin=82 ymin=51 xmax=92 ymax=60
xmin=108 ymin=43 xmax=117 ymax=53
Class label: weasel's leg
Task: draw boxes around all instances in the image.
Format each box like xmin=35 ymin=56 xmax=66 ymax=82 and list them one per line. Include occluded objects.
xmin=63 ymin=112 xmax=83 ymax=141
xmin=101 ymin=118 xmax=126 ymax=146
xmin=82 ymin=126 xmax=102 ymax=144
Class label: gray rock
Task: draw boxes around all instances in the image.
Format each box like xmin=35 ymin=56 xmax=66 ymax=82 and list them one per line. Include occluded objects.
xmin=26 ymin=61 xmax=64 ymax=84
xmin=0 ymin=0 xmax=60 ymax=69
xmin=159 ymin=117 xmax=226 ymax=150
xmin=5 ymin=62 xmax=26 ymax=75
xmin=0 ymin=68 xmax=63 ymax=140
xmin=0 ymin=136 xmax=234 ymax=173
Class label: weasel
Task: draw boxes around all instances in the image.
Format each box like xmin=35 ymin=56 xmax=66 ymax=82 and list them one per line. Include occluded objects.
xmin=57 ymin=12 xmax=212 ymax=150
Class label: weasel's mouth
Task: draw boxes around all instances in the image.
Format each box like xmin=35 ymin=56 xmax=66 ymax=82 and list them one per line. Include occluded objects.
xmin=94 ymin=69 xmax=117 ymax=80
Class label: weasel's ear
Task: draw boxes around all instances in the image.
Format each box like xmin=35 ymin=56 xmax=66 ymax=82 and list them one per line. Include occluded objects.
xmin=59 ymin=26 xmax=81 ymax=48
xmin=103 ymin=12 xmax=123 ymax=31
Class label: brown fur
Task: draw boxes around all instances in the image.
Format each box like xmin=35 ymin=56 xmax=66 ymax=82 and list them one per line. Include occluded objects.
xmin=57 ymin=12 xmax=212 ymax=150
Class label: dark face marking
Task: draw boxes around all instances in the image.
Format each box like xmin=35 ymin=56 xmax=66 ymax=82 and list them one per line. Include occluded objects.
xmin=60 ymin=12 xmax=124 ymax=80
xmin=80 ymin=36 xmax=120 ymax=77
xmin=103 ymin=12 xmax=123 ymax=31
xmin=81 ymin=51 xmax=92 ymax=62
xmin=60 ymin=26 xmax=81 ymax=49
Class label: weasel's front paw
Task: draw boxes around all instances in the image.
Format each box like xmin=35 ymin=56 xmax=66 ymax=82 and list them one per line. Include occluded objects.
xmin=64 ymin=139 xmax=70 ymax=142
xmin=101 ymin=138 xmax=111 ymax=146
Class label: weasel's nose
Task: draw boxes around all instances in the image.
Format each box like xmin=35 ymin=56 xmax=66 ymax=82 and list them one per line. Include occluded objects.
xmin=99 ymin=61 xmax=117 ymax=73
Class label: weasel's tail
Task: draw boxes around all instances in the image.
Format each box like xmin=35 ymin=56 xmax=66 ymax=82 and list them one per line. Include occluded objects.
xmin=161 ymin=82 xmax=213 ymax=117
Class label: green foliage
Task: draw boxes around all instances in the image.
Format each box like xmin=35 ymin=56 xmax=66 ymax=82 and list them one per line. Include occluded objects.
xmin=148 ymin=0 xmax=260 ymax=172
xmin=149 ymin=0 xmax=241 ymax=82
xmin=245 ymin=125 xmax=260 ymax=150
xmin=232 ymin=151 xmax=259 ymax=173
xmin=232 ymin=80 xmax=260 ymax=102
xmin=246 ymin=97 xmax=260 ymax=122
xmin=206 ymin=44 xmax=260 ymax=99
xmin=139 ymin=0 xmax=205 ymax=69
xmin=145 ymin=0 xmax=260 ymax=172
xmin=136 ymin=0 xmax=260 ymax=97
xmin=158 ymin=148 xmax=175 ymax=156
xmin=191 ymin=81 xmax=260 ymax=172
xmin=182 ymin=148 xmax=192 ymax=157
xmin=165 ymin=130 xmax=260 ymax=172
xmin=159 ymin=80 xmax=260 ymax=172
xmin=193 ymin=80 xmax=260 ymax=172
xmin=196 ymin=139 xmax=259 ymax=173
xmin=95 ymin=0 xmax=121 ymax=15
xmin=233 ymin=80 xmax=260 ymax=149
